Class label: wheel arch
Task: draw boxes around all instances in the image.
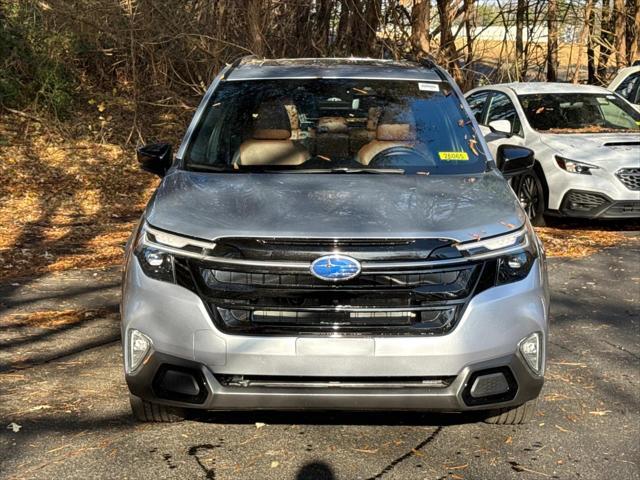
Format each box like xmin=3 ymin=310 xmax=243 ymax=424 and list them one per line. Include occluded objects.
xmin=533 ymin=160 xmax=549 ymax=211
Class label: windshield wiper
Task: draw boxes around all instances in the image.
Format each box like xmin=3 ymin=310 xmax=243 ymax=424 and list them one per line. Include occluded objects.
xmin=186 ymin=163 xmax=234 ymax=172
xmin=274 ymin=168 xmax=406 ymax=174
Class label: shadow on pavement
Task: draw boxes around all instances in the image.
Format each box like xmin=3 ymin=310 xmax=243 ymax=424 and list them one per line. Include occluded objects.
xmin=192 ymin=409 xmax=487 ymax=427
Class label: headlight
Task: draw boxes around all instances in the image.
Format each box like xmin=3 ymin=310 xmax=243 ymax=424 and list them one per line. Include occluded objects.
xmin=135 ymin=243 xmax=175 ymax=282
xmin=456 ymin=224 xmax=539 ymax=286
xmin=555 ymin=156 xmax=599 ymax=175
xmin=133 ymin=223 xmax=176 ymax=282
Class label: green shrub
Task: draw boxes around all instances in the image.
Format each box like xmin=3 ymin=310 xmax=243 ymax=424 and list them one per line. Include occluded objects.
xmin=0 ymin=2 xmax=76 ymax=118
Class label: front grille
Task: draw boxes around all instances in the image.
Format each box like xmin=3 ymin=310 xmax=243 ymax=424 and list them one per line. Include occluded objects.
xmin=616 ymin=168 xmax=640 ymax=191
xmin=174 ymin=238 xmax=495 ymax=336
xmin=203 ymin=267 xmax=465 ymax=289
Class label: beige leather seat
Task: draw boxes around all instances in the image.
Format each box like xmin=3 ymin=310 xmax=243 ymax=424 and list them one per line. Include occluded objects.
xmin=235 ymin=102 xmax=310 ymax=166
xmin=349 ymin=107 xmax=382 ymax=154
xmin=357 ymin=107 xmax=416 ymax=165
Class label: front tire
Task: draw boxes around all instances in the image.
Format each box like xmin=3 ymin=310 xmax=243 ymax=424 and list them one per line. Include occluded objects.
xmin=483 ymin=399 xmax=537 ymax=425
xmin=129 ymin=394 xmax=185 ymax=422
xmin=515 ymin=171 xmax=546 ymax=226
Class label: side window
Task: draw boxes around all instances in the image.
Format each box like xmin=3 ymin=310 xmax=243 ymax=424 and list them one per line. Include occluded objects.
xmin=466 ymin=92 xmax=489 ymax=123
xmin=615 ymin=72 xmax=640 ymax=104
xmin=486 ymin=92 xmax=523 ymax=136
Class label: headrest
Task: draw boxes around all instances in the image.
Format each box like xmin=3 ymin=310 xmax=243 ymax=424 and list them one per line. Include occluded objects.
xmin=376 ymin=105 xmax=416 ymax=141
xmin=252 ymin=102 xmax=291 ymax=140
xmin=367 ymin=107 xmax=382 ymax=131
xmin=376 ymin=124 xmax=416 ymax=141
xmin=317 ymin=117 xmax=349 ymax=134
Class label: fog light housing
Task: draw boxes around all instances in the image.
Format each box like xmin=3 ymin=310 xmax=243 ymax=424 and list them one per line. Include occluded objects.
xmin=127 ymin=329 xmax=152 ymax=374
xmin=519 ymin=332 xmax=543 ymax=375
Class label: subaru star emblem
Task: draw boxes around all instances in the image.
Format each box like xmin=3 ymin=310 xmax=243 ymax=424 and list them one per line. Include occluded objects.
xmin=310 ymin=255 xmax=361 ymax=282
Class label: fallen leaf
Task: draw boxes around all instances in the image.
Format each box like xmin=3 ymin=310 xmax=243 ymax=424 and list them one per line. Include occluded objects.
xmin=588 ymin=410 xmax=611 ymax=416
xmin=270 ymin=461 xmax=279 ymax=468
xmin=7 ymin=422 xmax=21 ymax=432
xmin=353 ymin=448 xmax=378 ymax=454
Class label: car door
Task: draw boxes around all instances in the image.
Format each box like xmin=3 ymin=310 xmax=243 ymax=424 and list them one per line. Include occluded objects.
xmin=481 ymin=91 xmax=526 ymax=159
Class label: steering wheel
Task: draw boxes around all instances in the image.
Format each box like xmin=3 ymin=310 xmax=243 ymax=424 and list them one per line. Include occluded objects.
xmin=369 ymin=146 xmax=437 ymax=168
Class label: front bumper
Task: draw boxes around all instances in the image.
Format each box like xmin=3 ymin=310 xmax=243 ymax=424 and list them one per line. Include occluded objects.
xmin=545 ymin=162 xmax=640 ymax=213
xmin=558 ymin=189 xmax=640 ymax=219
xmin=126 ymin=350 xmax=543 ymax=412
xmin=121 ymin=256 xmax=549 ymax=411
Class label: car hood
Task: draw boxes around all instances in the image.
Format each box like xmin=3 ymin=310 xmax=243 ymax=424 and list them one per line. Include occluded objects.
xmin=145 ymin=170 xmax=526 ymax=241
xmin=539 ymin=132 xmax=640 ymax=166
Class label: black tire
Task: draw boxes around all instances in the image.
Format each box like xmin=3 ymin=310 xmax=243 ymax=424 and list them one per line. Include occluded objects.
xmin=129 ymin=394 xmax=185 ymax=422
xmin=483 ymin=399 xmax=537 ymax=425
xmin=514 ymin=171 xmax=546 ymax=226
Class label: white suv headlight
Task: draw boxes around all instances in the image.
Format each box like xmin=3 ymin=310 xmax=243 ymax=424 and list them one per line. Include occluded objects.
xmin=556 ymin=156 xmax=599 ymax=175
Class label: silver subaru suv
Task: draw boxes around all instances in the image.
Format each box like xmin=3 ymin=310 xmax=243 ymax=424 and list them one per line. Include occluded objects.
xmin=122 ymin=57 xmax=549 ymax=425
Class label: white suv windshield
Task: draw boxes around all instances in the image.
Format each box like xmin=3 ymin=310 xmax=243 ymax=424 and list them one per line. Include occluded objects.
xmin=186 ymin=79 xmax=487 ymax=175
xmin=519 ymin=93 xmax=640 ymax=133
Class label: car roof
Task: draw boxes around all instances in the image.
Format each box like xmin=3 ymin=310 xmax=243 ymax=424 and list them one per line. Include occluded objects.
xmin=225 ymin=57 xmax=443 ymax=82
xmin=473 ymin=82 xmax=612 ymax=95
xmin=616 ymin=65 xmax=640 ymax=75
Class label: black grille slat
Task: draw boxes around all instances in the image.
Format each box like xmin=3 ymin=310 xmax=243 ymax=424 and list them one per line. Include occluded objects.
xmin=205 ymin=268 xmax=463 ymax=289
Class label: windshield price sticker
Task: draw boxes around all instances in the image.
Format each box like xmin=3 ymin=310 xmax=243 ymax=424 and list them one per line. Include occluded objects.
xmin=418 ymin=82 xmax=440 ymax=92
xmin=439 ymin=151 xmax=469 ymax=161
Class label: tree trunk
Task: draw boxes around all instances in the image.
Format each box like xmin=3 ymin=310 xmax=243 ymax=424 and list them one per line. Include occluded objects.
xmin=627 ymin=0 xmax=640 ymax=63
xmin=245 ymin=0 xmax=264 ymax=57
xmin=587 ymin=2 xmax=597 ymax=83
xmin=463 ymin=0 xmax=476 ymax=89
xmin=410 ymin=0 xmax=431 ymax=55
xmin=314 ymin=0 xmax=333 ymax=55
xmin=436 ymin=0 xmax=462 ymax=82
xmin=362 ymin=0 xmax=382 ymax=56
xmin=515 ymin=0 xmax=526 ymax=80
xmin=547 ymin=0 xmax=558 ymax=81
xmin=613 ymin=0 xmax=627 ymax=68
xmin=572 ymin=0 xmax=594 ymax=83
xmin=336 ymin=0 xmax=352 ymax=54
xmin=597 ymin=0 xmax=614 ymax=83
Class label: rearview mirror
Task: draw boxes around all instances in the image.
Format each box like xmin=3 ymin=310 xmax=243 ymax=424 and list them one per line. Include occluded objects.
xmin=496 ymin=145 xmax=535 ymax=177
xmin=488 ymin=119 xmax=512 ymax=137
xmin=137 ymin=143 xmax=172 ymax=177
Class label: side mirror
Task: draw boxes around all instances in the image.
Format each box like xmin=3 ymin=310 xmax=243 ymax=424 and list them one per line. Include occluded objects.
xmin=497 ymin=145 xmax=535 ymax=177
xmin=137 ymin=143 xmax=172 ymax=177
xmin=488 ymin=119 xmax=512 ymax=137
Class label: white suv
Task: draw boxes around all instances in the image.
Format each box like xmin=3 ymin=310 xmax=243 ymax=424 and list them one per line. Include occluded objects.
xmin=609 ymin=65 xmax=640 ymax=111
xmin=466 ymin=83 xmax=640 ymax=225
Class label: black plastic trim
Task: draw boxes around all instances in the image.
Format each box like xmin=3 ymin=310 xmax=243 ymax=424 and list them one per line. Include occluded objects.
xmin=152 ymin=364 xmax=209 ymax=404
xmin=461 ymin=366 xmax=518 ymax=406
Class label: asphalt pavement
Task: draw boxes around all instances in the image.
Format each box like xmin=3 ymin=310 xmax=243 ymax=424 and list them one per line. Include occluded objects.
xmin=0 ymin=244 xmax=638 ymax=480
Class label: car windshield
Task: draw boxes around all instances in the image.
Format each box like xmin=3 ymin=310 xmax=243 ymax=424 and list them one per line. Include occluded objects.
xmin=519 ymin=92 xmax=640 ymax=133
xmin=185 ymin=79 xmax=487 ymax=175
